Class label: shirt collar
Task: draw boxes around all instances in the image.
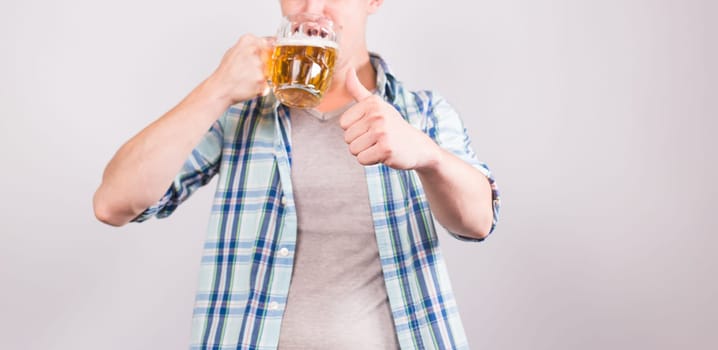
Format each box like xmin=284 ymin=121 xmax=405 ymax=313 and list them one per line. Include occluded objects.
xmin=369 ymin=52 xmax=398 ymax=103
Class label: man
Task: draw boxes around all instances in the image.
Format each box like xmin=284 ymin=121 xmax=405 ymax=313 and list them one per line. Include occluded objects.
xmin=94 ymin=0 xmax=500 ymax=349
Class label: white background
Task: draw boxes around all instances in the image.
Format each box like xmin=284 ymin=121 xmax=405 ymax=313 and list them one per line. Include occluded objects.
xmin=1 ymin=0 xmax=716 ymax=349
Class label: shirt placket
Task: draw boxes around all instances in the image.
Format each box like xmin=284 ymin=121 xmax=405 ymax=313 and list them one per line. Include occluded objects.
xmin=258 ymin=103 xmax=299 ymax=348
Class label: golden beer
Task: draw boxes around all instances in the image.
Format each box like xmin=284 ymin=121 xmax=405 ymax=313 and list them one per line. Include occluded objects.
xmin=270 ymin=41 xmax=337 ymax=109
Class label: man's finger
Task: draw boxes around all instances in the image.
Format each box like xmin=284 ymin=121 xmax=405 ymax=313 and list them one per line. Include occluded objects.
xmin=339 ymin=103 xmax=366 ymax=130
xmin=343 ymin=115 xmax=373 ymax=143
xmin=356 ymin=144 xmax=387 ymax=166
xmin=348 ymin=130 xmax=377 ymax=156
xmin=346 ymin=67 xmax=373 ymax=101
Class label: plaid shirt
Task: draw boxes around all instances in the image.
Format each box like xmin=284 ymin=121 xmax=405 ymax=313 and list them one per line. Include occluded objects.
xmin=133 ymin=53 xmax=501 ymax=350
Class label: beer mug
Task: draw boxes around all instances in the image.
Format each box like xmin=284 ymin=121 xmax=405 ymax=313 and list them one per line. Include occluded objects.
xmin=268 ymin=13 xmax=339 ymax=109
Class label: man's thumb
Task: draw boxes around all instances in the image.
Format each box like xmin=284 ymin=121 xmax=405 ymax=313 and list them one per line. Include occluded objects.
xmin=346 ymin=67 xmax=373 ymax=101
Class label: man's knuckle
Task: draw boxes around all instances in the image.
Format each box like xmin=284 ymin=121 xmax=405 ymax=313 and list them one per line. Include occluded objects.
xmin=374 ymin=128 xmax=387 ymax=140
xmin=373 ymin=116 xmax=387 ymax=128
xmin=237 ymin=35 xmax=251 ymax=45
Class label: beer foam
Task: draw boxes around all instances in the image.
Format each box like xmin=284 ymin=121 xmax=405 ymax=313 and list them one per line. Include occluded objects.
xmin=275 ymin=36 xmax=339 ymax=49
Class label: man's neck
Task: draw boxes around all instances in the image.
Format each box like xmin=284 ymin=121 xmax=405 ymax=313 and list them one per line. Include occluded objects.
xmin=315 ymin=53 xmax=377 ymax=113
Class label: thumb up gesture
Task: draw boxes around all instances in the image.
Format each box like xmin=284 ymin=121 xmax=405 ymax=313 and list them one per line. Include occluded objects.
xmin=339 ymin=68 xmax=441 ymax=170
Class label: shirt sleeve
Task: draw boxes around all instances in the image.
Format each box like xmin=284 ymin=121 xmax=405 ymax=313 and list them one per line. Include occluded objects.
xmin=417 ymin=90 xmax=501 ymax=242
xmin=130 ymin=117 xmax=224 ymax=223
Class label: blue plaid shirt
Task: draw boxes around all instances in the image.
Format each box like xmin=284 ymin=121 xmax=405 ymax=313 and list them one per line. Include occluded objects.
xmin=134 ymin=53 xmax=501 ymax=350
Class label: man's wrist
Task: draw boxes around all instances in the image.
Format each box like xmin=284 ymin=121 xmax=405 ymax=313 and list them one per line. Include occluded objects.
xmin=414 ymin=139 xmax=445 ymax=175
xmin=200 ymin=74 xmax=235 ymax=107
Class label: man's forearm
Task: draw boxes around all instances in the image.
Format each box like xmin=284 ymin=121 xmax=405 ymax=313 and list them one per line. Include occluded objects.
xmin=415 ymin=148 xmax=494 ymax=239
xmin=93 ymin=77 xmax=231 ymax=227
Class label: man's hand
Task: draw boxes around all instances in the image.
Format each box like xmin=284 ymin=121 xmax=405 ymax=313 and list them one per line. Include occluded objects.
xmin=339 ymin=68 xmax=442 ymax=170
xmin=208 ymin=34 xmax=274 ymax=105
xmin=339 ymin=67 xmax=494 ymax=239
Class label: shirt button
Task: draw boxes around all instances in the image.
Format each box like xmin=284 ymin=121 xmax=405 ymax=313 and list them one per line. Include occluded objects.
xmin=279 ymin=247 xmax=289 ymax=257
xmin=280 ymin=196 xmax=287 ymax=206
xmin=268 ymin=301 xmax=279 ymax=310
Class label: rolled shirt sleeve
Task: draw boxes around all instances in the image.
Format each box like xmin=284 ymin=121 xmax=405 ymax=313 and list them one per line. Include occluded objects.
xmin=417 ymin=90 xmax=501 ymax=242
xmin=131 ymin=117 xmax=224 ymax=223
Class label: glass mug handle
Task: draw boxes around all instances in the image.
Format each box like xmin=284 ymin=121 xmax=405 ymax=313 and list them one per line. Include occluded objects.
xmin=261 ymin=36 xmax=276 ymax=97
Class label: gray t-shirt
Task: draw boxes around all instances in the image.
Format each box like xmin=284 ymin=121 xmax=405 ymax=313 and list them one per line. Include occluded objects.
xmin=277 ymin=105 xmax=400 ymax=349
